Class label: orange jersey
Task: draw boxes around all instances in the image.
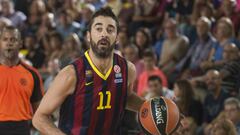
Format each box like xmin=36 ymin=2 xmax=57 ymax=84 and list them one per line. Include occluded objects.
xmin=0 ymin=62 xmax=44 ymax=121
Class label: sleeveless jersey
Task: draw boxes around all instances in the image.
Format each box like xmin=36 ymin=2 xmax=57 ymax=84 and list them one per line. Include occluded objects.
xmin=59 ymin=51 xmax=128 ymax=135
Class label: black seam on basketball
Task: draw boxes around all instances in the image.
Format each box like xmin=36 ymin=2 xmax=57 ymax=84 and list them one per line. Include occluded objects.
xmin=138 ymin=115 xmax=152 ymax=135
xmin=169 ymin=113 xmax=181 ymax=135
xmin=151 ymin=98 xmax=167 ymax=135
xmin=163 ymin=98 xmax=169 ymax=134
xmin=149 ymin=99 xmax=160 ymax=134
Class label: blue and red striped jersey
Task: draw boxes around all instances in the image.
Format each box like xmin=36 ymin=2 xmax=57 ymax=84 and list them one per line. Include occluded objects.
xmin=59 ymin=51 xmax=128 ymax=135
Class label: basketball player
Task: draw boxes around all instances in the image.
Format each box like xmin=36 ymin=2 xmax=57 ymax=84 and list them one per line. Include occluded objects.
xmin=33 ymin=7 xmax=145 ymax=135
xmin=0 ymin=26 xmax=44 ymax=134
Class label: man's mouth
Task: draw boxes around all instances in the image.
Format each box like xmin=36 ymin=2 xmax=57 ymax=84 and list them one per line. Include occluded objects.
xmin=98 ymin=39 xmax=110 ymax=46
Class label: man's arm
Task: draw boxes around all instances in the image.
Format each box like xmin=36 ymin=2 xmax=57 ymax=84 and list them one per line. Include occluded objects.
xmin=32 ymin=65 xmax=76 ymax=135
xmin=126 ymin=61 xmax=145 ymax=112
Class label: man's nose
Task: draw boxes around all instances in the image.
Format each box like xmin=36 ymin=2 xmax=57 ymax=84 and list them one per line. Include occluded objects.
xmin=7 ymin=42 xmax=13 ymax=47
xmin=101 ymin=29 xmax=108 ymax=37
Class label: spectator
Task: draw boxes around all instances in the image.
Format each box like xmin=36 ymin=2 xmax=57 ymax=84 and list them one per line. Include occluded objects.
xmin=48 ymin=31 xmax=63 ymax=60
xmin=0 ymin=0 xmax=26 ymax=30
xmin=24 ymin=33 xmax=45 ymax=69
xmin=217 ymin=0 xmax=240 ymax=35
xmin=158 ymin=18 xmax=189 ymax=77
xmin=224 ymin=97 xmax=240 ymax=134
xmin=211 ymin=118 xmax=237 ymax=135
xmin=203 ymin=70 xmax=230 ymax=123
xmin=44 ymin=58 xmax=61 ymax=90
xmin=220 ymin=43 xmax=240 ymax=95
xmin=45 ymin=0 xmax=62 ymax=14
xmin=209 ymin=17 xmax=240 ymax=61
xmin=62 ymin=0 xmax=80 ymax=21
xmin=56 ymin=10 xmax=81 ymax=39
xmin=173 ymin=79 xmax=203 ymax=125
xmin=79 ymin=4 xmax=95 ymax=34
xmin=123 ymin=44 xmax=144 ymax=91
xmin=59 ymin=33 xmax=82 ymax=68
xmin=165 ymin=0 xmax=194 ymax=19
xmin=37 ymin=12 xmax=56 ymax=42
xmin=153 ymin=26 xmax=165 ymax=60
xmin=145 ymin=75 xmax=174 ymax=100
xmin=133 ymin=27 xmax=152 ymax=58
xmin=137 ymin=49 xmax=167 ymax=96
xmin=116 ymin=30 xmax=129 ymax=53
xmin=201 ymin=43 xmax=238 ymax=71
xmin=175 ymin=17 xmax=216 ymax=78
xmin=25 ymin=0 xmax=47 ymax=34
xmin=172 ymin=117 xmax=198 ymax=135
xmin=104 ymin=0 xmax=122 ymax=16
xmin=200 ymin=3 xmax=215 ymax=23
xmin=129 ymin=0 xmax=166 ymax=35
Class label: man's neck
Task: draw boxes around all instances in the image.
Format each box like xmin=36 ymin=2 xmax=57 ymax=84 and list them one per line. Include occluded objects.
xmin=199 ymin=34 xmax=209 ymax=42
xmin=88 ymin=50 xmax=113 ymax=74
xmin=213 ymin=87 xmax=221 ymax=99
xmin=219 ymin=38 xmax=229 ymax=45
xmin=168 ymin=34 xmax=178 ymax=40
xmin=146 ymin=66 xmax=155 ymax=72
xmin=0 ymin=57 xmax=20 ymax=67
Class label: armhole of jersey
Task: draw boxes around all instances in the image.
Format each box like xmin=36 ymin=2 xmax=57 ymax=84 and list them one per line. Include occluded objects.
xmin=124 ymin=58 xmax=129 ymax=98
xmin=21 ymin=63 xmax=43 ymax=103
xmin=71 ymin=63 xmax=79 ymax=95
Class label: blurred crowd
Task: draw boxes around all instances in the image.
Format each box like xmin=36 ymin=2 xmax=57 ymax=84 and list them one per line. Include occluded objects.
xmin=1 ymin=0 xmax=240 ymax=135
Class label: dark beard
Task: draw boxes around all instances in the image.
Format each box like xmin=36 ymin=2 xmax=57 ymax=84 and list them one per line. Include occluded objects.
xmin=90 ymin=37 xmax=115 ymax=58
xmin=2 ymin=49 xmax=19 ymax=60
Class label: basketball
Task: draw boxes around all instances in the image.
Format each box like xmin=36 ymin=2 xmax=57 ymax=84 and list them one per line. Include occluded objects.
xmin=138 ymin=97 xmax=180 ymax=135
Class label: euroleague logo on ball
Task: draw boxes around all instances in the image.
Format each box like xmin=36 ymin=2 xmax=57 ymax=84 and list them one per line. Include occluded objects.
xmin=141 ymin=108 xmax=148 ymax=118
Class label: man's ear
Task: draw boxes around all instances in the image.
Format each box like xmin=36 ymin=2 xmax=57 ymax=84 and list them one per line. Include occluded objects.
xmin=116 ymin=35 xmax=119 ymax=45
xmin=87 ymin=31 xmax=90 ymax=42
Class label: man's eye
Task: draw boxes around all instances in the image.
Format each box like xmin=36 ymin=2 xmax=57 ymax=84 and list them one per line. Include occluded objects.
xmin=108 ymin=28 xmax=114 ymax=33
xmin=96 ymin=28 xmax=102 ymax=32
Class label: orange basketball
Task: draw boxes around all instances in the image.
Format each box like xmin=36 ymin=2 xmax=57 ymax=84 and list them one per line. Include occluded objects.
xmin=138 ymin=97 xmax=180 ymax=135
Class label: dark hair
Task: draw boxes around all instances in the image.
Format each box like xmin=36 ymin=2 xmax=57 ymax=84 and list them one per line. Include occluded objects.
xmin=88 ymin=6 xmax=119 ymax=33
xmin=0 ymin=26 xmax=21 ymax=40
xmin=49 ymin=31 xmax=63 ymax=43
xmin=148 ymin=75 xmax=162 ymax=84
xmin=135 ymin=27 xmax=152 ymax=48
xmin=175 ymin=79 xmax=194 ymax=115
xmin=143 ymin=48 xmax=155 ymax=58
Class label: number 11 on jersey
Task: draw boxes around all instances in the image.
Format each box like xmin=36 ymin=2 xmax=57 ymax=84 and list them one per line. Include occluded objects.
xmin=97 ymin=91 xmax=111 ymax=110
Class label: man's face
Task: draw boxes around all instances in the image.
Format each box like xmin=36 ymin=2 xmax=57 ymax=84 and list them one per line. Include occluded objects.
xmin=143 ymin=56 xmax=155 ymax=70
xmin=164 ymin=21 xmax=176 ymax=38
xmin=0 ymin=30 xmax=21 ymax=60
xmin=148 ymin=80 xmax=162 ymax=94
xmin=225 ymin=104 xmax=240 ymax=123
xmin=135 ymin=31 xmax=147 ymax=48
xmin=216 ymin=22 xmax=230 ymax=40
xmin=24 ymin=36 xmax=35 ymax=50
xmin=88 ymin=16 xmax=117 ymax=58
xmin=1 ymin=1 xmax=12 ymax=16
xmin=205 ymin=71 xmax=221 ymax=92
xmin=196 ymin=19 xmax=209 ymax=38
